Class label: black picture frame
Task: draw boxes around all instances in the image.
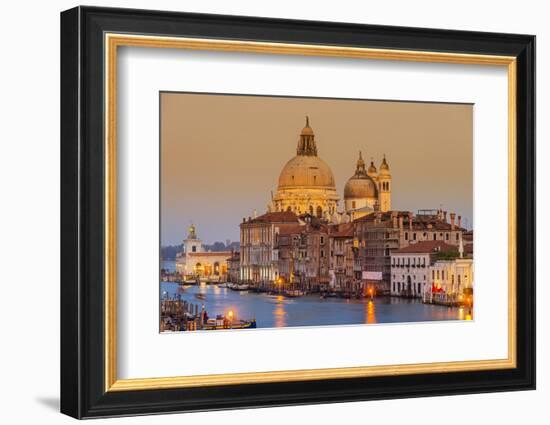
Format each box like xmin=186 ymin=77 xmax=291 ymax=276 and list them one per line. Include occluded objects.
xmin=61 ymin=5 xmax=535 ymax=419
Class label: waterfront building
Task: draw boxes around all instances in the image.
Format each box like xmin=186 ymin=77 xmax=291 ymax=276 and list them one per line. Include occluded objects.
xmin=390 ymin=240 xmax=458 ymax=300
xmin=297 ymin=215 xmax=330 ymax=292
xmin=327 ymin=223 xmax=356 ymax=293
xmin=226 ymin=251 xmax=240 ymax=283
xmin=428 ymin=236 xmax=474 ymax=305
xmin=175 ymin=224 xmax=231 ymax=280
xmin=354 ymin=210 xmax=467 ymax=295
xmin=240 ymin=211 xmax=302 ymax=288
xmin=353 ymin=211 xmax=407 ymax=295
xmin=272 ymin=214 xmax=330 ymax=293
xmin=273 ymin=224 xmax=303 ymax=288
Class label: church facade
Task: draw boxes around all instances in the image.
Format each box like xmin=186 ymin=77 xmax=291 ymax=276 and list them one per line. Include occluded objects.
xmin=175 ymin=224 xmax=231 ymax=280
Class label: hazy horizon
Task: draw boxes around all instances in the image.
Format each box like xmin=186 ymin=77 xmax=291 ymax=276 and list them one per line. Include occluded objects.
xmin=161 ymin=93 xmax=473 ymax=246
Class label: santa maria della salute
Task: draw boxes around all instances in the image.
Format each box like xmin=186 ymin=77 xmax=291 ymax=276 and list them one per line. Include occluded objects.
xmin=269 ymin=117 xmax=392 ymax=222
xmin=162 ymin=102 xmax=474 ymax=332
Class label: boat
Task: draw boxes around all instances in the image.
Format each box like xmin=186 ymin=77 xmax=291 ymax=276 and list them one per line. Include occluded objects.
xmin=204 ymin=315 xmax=257 ymax=330
xmin=227 ymin=283 xmax=250 ymax=291
xmin=194 ymin=293 xmax=206 ymax=301
xmin=284 ymin=289 xmax=305 ymax=297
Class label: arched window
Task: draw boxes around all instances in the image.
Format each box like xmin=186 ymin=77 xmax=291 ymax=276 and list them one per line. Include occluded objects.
xmin=316 ymin=206 xmax=322 ymax=218
xmin=287 ymin=206 xmax=292 ymax=212
xmin=387 ymin=182 xmax=390 ymax=191
xmin=309 ymin=205 xmax=313 ymax=215
xmin=351 ymin=201 xmax=356 ymax=209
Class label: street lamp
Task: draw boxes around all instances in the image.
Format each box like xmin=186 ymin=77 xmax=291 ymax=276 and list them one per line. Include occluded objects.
xmin=227 ymin=310 xmax=234 ymax=329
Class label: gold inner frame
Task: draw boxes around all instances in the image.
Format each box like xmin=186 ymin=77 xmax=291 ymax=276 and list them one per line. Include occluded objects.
xmin=104 ymin=33 xmax=517 ymax=392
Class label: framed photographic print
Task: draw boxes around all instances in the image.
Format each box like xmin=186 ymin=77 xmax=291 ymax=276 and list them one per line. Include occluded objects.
xmin=60 ymin=6 xmax=535 ymax=419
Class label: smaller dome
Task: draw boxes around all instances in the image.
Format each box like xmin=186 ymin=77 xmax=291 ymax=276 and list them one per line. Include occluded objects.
xmin=344 ymin=152 xmax=378 ymax=200
xmin=368 ymin=159 xmax=377 ymax=175
xmin=344 ymin=177 xmax=378 ymax=200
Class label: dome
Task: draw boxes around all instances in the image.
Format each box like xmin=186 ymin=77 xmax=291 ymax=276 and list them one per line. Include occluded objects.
xmin=368 ymin=160 xmax=377 ymax=175
xmin=344 ymin=152 xmax=378 ymax=200
xmin=278 ymin=155 xmax=336 ymax=189
xmin=344 ymin=176 xmax=378 ymax=199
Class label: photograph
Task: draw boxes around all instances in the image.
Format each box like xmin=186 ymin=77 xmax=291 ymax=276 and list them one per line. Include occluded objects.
xmin=159 ymin=92 xmax=475 ymax=332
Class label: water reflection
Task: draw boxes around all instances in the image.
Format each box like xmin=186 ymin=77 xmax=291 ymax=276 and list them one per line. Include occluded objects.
xmin=274 ymin=295 xmax=287 ymax=328
xmin=366 ymin=300 xmax=376 ymax=324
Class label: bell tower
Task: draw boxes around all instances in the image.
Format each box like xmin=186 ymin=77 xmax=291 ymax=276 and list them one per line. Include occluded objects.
xmin=377 ymin=154 xmax=392 ymax=212
xmin=184 ymin=223 xmax=203 ymax=254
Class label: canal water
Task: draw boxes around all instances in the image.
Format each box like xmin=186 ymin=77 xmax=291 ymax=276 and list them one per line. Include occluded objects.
xmin=160 ymin=261 xmax=464 ymax=329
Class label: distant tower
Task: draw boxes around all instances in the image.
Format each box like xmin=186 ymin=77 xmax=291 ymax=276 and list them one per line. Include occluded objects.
xmin=377 ymin=154 xmax=392 ymax=212
xmin=183 ymin=223 xmax=203 ymax=254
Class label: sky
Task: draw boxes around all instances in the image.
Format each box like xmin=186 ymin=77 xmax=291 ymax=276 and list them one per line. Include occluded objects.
xmin=161 ymin=92 xmax=472 ymax=246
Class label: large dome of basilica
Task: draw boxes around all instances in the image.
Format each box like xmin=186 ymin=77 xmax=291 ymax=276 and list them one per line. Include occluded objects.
xmin=271 ymin=117 xmax=339 ymax=217
xmin=277 ymin=155 xmax=336 ymax=189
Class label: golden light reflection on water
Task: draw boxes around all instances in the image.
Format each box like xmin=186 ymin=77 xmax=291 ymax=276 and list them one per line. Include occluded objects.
xmin=274 ymin=295 xmax=287 ymax=328
xmin=366 ymin=300 xmax=376 ymax=324
xmin=458 ymin=307 xmax=473 ymax=321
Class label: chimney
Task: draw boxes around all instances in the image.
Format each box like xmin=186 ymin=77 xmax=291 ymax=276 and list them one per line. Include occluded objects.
xmin=458 ymin=215 xmax=462 ymax=228
xmin=450 ymin=213 xmax=456 ymax=230
xmin=443 ymin=211 xmax=448 ymax=222
xmin=408 ymin=212 xmax=413 ymax=231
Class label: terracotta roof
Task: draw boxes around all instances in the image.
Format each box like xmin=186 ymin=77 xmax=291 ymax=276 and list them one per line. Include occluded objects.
xmin=393 ymin=241 xmax=457 ymax=254
xmin=244 ymin=211 xmax=300 ymax=224
xmin=277 ymin=224 xmax=305 ymax=235
xmin=329 ymin=223 xmax=354 ymax=238
xmin=354 ymin=210 xmax=466 ymax=231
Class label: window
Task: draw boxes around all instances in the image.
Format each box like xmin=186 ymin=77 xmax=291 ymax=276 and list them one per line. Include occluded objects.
xmin=433 ymin=233 xmax=437 ymax=240
xmin=437 ymin=270 xmax=440 ymax=279
xmin=418 ymin=283 xmax=421 ymax=293
xmin=456 ymin=233 xmax=460 ymax=241
xmin=320 ymin=236 xmax=325 ymax=244
xmin=405 ymin=232 xmax=408 ymax=240
xmin=320 ymin=250 xmax=325 ymax=258
xmin=192 ymin=246 xmax=196 ymax=252
xmin=316 ymin=206 xmax=322 ymax=218
xmin=445 ymin=233 xmax=449 ymax=241
xmin=352 ymin=201 xmax=356 ymax=209
xmin=413 ymin=232 xmax=417 ymax=241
